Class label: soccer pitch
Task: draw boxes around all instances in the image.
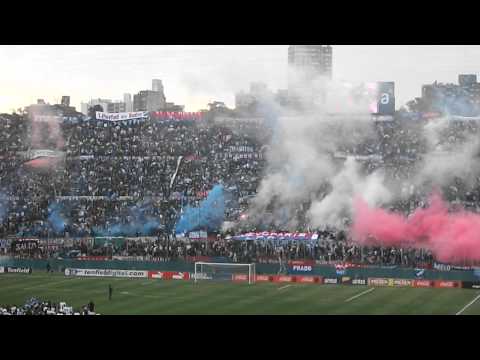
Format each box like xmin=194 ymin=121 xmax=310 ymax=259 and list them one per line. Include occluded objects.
xmin=1 ymin=273 xmax=480 ymax=315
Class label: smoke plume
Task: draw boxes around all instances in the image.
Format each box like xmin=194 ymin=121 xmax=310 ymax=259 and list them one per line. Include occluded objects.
xmin=413 ymin=117 xmax=480 ymax=189
xmin=0 ymin=192 xmax=9 ymax=224
xmin=307 ymin=157 xmax=392 ymax=229
xmin=93 ymin=198 xmax=162 ymax=237
xmin=351 ymin=192 xmax=480 ymax=263
xmin=244 ymin=78 xmax=383 ymax=230
xmin=48 ymin=201 xmax=69 ymax=234
xmin=175 ymin=184 xmax=225 ymax=234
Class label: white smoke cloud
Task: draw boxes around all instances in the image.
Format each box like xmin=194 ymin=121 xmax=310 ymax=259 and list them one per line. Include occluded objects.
xmin=413 ymin=117 xmax=480 ymax=189
xmin=243 ymin=75 xmax=385 ymax=231
xmin=307 ymin=158 xmax=392 ymax=229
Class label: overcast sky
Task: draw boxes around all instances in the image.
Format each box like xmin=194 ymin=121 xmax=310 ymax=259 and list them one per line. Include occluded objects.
xmin=1 ymin=45 xmax=480 ymax=113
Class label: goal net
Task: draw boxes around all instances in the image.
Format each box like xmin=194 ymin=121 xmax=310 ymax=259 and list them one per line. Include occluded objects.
xmin=194 ymin=262 xmax=256 ymax=284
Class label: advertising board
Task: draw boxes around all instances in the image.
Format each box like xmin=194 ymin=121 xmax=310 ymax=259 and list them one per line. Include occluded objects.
xmin=64 ymin=268 xmax=147 ymax=278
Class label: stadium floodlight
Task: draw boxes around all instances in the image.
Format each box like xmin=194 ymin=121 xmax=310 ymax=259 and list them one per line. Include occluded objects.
xmin=194 ymin=262 xmax=256 ymax=284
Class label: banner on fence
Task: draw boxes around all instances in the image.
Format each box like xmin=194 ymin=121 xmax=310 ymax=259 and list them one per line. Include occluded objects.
xmin=272 ymin=275 xmax=295 ymax=283
xmin=232 ymin=274 xmax=248 ymax=282
xmin=3 ymin=267 xmax=32 ymax=274
xmin=295 ymin=276 xmax=321 ymax=284
xmin=77 ymin=256 xmax=110 ymax=261
xmin=368 ymin=278 xmax=389 ymax=286
xmin=289 ymin=260 xmax=315 ymax=273
xmin=323 ymin=277 xmax=339 ymax=285
xmin=434 ymin=280 xmax=460 ymax=288
xmin=255 ymin=275 xmax=272 ymax=282
xmin=461 ymin=281 xmax=480 ymax=289
xmin=413 ymin=280 xmax=434 ymax=288
xmin=351 ymin=278 xmax=368 ymax=285
xmin=96 ymin=111 xmax=149 ymax=121
xmin=233 ymin=232 xmax=319 ymax=241
xmin=148 ymin=271 xmax=190 ymax=280
xmin=65 ymin=268 xmax=147 ymax=278
xmin=13 ymin=239 xmax=39 ymax=251
xmin=433 ymin=262 xmax=473 ymax=272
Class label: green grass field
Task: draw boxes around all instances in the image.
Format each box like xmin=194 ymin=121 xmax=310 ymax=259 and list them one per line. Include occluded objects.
xmin=1 ymin=273 xmax=479 ymax=315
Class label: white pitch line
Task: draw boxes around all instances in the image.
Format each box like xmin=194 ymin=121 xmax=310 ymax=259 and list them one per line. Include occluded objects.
xmin=345 ymin=287 xmax=375 ymax=302
xmin=456 ymin=292 xmax=480 ymax=315
xmin=277 ymin=284 xmax=292 ymax=291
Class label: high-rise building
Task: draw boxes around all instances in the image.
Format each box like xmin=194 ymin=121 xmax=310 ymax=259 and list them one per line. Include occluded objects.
xmin=133 ymin=90 xmax=166 ymax=112
xmin=458 ymin=74 xmax=477 ymax=87
xmin=61 ymin=96 xmax=70 ymax=107
xmin=287 ymin=45 xmax=332 ymax=108
xmin=132 ymin=80 xmax=167 ymax=112
xmin=235 ymin=82 xmax=275 ymax=114
xmin=421 ymin=74 xmax=480 ymax=116
xmin=163 ymin=102 xmax=185 ymax=112
xmin=107 ymin=102 xmax=127 ymax=113
xmin=80 ymin=103 xmax=89 ymax=116
xmin=124 ymin=93 xmax=133 ymax=112
xmin=81 ymin=98 xmax=112 ymax=116
xmin=152 ymin=79 xmax=164 ymax=93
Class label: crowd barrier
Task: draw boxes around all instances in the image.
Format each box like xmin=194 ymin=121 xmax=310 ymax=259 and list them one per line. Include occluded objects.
xmin=231 ymin=274 xmax=479 ymax=289
xmin=1 ymin=257 xmax=479 ymax=282
xmin=2 ymin=261 xmax=479 ymax=290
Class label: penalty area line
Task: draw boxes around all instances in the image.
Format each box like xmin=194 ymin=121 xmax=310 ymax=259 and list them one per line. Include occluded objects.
xmin=277 ymin=284 xmax=293 ymax=291
xmin=456 ymin=292 xmax=480 ymax=315
xmin=345 ymin=287 xmax=375 ymax=302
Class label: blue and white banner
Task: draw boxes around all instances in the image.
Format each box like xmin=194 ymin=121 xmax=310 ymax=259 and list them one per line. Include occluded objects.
xmin=96 ymin=111 xmax=149 ymax=121
xmin=232 ymin=232 xmax=319 ymax=241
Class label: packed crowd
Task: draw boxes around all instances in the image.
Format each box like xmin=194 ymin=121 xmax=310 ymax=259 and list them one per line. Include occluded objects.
xmin=0 ymin=297 xmax=96 ymax=315
xmin=4 ymin=232 xmax=435 ymax=268
xmin=0 ymin=111 xmax=479 ymax=268
xmin=0 ymin=115 xmax=268 ymax=238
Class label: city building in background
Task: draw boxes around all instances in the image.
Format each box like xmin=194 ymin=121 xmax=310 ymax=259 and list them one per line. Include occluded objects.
xmin=26 ymin=97 xmax=79 ymax=118
xmin=133 ymin=79 xmax=167 ymax=112
xmin=61 ymin=96 xmax=70 ymax=107
xmin=26 ymin=99 xmax=55 ymax=118
xmin=81 ymin=99 xmax=112 ymax=115
xmin=419 ymin=74 xmax=480 ymax=116
xmin=80 ymin=80 xmax=184 ymax=114
xmin=133 ymin=90 xmax=166 ymax=112
xmin=235 ymin=82 xmax=275 ymax=115
xmin=288 ymin=45 xmax=332 ymax=109
xmin=152 ymin=79 xmax=164 ymax=93
xmin=80 ymin=98 xmax=129 ymax=115
xmin=123 ymin=93 xmax=133 ymax=112
xmin=163 ymin=102 xmax=185 ymax=112
xmin=107 ymin=101 xmax=126 ymax=113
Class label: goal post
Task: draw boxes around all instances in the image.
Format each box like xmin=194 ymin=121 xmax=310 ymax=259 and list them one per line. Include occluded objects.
xmin=194 ymin=262 xmax=256 ymax=284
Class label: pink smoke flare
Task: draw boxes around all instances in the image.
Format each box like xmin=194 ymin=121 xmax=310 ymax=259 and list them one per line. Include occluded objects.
xmin=350 ymin=192 xmax=480 ymax=264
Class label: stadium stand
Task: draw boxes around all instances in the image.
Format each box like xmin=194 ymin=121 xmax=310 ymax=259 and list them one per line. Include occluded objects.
xmin=0 ymin=111 xmax=479 ymax=268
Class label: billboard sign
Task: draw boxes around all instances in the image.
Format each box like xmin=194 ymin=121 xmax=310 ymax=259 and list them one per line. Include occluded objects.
xmin=65 ymin=268 xmax=147 ymax=278
xmin=376 ymin=82 xmax=395 ymax=115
